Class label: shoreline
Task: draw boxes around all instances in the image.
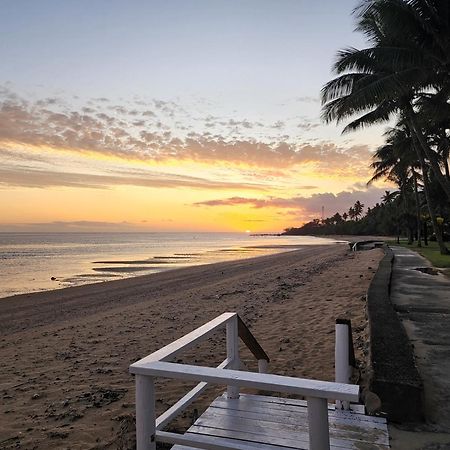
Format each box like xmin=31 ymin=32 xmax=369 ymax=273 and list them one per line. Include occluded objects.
xmin=0 ymin=243 xmax=383 ymax=449
xmin=0 ymin=245 xmax=340 ymax=335
xmin=0 ymin=233 xmax=345 ymax=300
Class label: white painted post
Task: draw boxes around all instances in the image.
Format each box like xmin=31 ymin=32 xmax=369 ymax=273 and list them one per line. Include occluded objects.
xmin=307 ymin=397 xmax=330 ymax=450
xmin=258 ymin=359 xmax=269 ymax=374
xmin=335 ymin=322 xmax=350 ymax=410
xmin=226 ymin=315 xmax=240 ymax=399
xmin=136 ymin=375 xmax=156 ymax=450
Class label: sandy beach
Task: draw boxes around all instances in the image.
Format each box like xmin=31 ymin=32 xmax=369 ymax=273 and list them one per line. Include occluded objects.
xmin=0 ymin=243 xmax=383 ymax=450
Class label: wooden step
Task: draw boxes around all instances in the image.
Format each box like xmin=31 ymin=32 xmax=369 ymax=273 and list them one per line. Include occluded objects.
xmin=173 ymin=393 xmax=389 ymax=450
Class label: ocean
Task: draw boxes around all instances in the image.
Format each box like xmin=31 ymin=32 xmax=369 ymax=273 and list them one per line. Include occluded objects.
xmin=0 ymin=232 xmax=343 ymax=299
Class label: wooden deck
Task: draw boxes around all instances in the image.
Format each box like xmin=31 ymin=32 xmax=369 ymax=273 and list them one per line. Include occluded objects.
xmin=173 ymin=393 xmax=389 ymax=450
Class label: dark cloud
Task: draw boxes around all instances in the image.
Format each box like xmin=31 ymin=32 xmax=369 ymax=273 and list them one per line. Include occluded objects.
xmin=221 ymin=119 xmax=254 ymax=129
xmin=194 ymin=187 xmax=386 ymax=217
xmin=153 ymin=99 xmax=183 ymax=117
xmin=297 ymin=121 xmax=321 ymax=131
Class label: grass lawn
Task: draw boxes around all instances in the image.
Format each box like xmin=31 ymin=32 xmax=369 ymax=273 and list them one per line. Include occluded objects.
xmin=388 ymin=240 xmax=450 ymax=269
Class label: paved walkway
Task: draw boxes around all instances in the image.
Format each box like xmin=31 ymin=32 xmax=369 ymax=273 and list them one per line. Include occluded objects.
xmin=389 ymin=246 xmax=450 ymax=449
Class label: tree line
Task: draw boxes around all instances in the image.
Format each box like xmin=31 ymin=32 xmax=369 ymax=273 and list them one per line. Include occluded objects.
xmin=283 ymin=194 xmax=447 ymax=244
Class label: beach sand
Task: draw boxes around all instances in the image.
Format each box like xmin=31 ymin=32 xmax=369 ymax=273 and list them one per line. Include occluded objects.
xmin=0 ymin=244 xmax=383 ymax=450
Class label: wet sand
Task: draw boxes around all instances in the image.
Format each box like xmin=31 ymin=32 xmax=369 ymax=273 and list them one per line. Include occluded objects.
xmin=0 ymin=244 xmax=383 ymax=449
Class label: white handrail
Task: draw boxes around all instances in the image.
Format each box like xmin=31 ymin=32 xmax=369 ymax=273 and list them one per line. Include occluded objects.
xmin=130 ymin=361 xmax=359 ymax=402
xmin=132 ymin=312 xmax=236 ymax=366
xmin=131 ymin=312 xmax=270 ymax=450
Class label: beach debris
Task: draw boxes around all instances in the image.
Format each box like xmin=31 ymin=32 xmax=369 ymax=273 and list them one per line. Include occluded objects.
xmin=77 ymin=387 xmax=127 ymax=408
xmin=55 ymin=351 xmax=75 ymax=360
xmin=58 ymin=408 xmax=83 ymax=422
xmin=414 ymin=267 xmax=439 ymax=275
xmin=361 ymin=390 xmax=382 ymax=415
xmin=95 ymin=367 xmax=113 ymax=375
xmin=215 ymin=290 xmax=245 ymax=300
xmin=51 ymin=277 xmax=56 ymax=281
xmin=31 ymin=393 xmax=40 ymax=400
xmin=47 ymin=429 xmax=69 ymax=439
xmin=110 ymin=413 xmax=136 ymax=450
xmin=0 ymin=436 xmax=20 ymax=448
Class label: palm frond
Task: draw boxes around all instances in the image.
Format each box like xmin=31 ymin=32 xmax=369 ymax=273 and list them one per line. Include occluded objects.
xmin=320 ymin=73 xmax=367 ymax=104
xmin=342 ymin=101 xmax=396 ymax=132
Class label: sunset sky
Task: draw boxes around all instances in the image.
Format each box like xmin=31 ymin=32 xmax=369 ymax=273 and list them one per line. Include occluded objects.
xmin=0 ymin=0 xmax=391 ymax=232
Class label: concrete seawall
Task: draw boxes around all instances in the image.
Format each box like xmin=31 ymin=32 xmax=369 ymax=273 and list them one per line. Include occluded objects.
xmin=366 ymin=245 xmax=424 ymax=422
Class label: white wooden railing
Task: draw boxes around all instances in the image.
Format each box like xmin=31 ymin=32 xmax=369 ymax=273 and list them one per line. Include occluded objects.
xmin=130 ymin=312 xmax=360 ymax=450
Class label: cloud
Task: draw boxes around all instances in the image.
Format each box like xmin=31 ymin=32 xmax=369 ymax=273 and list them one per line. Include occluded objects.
xmin=295 ymin=96 xmax=319 ymax=103
xmin=297 ymin=121 xmax=321 ymax=131
xmin=271 ymin=120 xmax=285 ymax=129
xmin=0 ymin=164 xmax=270 ymax=191
xmin=31 ymin=220 xmax=132 ymax=228
xmin=194 ymin=186 xmax=386 ymax=218
xmin=0 ymin=87 xmax=373 ymax=174
xmin=0 ymin=220 xmax=146 ymax=232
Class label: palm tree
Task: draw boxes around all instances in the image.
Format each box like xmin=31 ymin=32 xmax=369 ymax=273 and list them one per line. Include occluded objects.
xmin=353 ymin=201 xmax=364 ymax=220
xmin=370 ymin=123 xmax=449 ymax=251
xmin=348 ymin=206 xmax=357 ymax=221
xmin=321 ymin=0 xmax=450 ymax=202
xmin=381 ymin=190 xmax=397 ymax=205
xmin=368 ymin=125 xmax=424 ymax=245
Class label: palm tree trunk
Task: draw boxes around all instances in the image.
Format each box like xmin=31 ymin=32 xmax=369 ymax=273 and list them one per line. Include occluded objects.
xmin=413 ymin=139 xmax=449 ymax=255
xmin=412 ymin=171 xmax=422 ymax=247
xmin=400 ymin=185 xmax=413 ymax=245
xmin=443 ymin=146 xmax=449 ymax=181
xmin=406 ymin=106 xmax=450 ymax=202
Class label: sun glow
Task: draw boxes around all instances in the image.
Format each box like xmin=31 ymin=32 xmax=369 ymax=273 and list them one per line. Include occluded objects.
xmin=0 ymin=84 xmax=385 ymax=234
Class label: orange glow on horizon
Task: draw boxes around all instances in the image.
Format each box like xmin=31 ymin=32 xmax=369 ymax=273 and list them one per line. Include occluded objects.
xmin=0 ymin=137 xmax=386 ymax=233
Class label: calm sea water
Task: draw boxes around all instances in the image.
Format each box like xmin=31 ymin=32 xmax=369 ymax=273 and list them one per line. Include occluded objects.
xmin=0 ymin=232 xmax=343 ymax=299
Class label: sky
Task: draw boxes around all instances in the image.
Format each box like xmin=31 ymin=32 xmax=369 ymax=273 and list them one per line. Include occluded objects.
xmin=0 ymin=0 xmax=391 ymax=232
